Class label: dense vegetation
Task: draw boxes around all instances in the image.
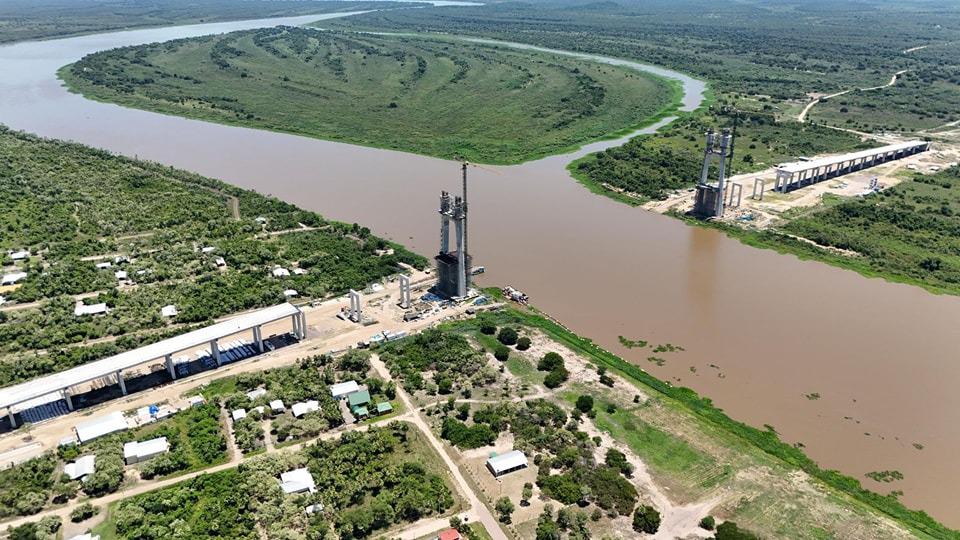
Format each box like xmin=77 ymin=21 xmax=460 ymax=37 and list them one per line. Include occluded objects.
xmin=0 ymin=127 xmax=423 ymax=386
xmin=810 ymin=55 xmax=960 ymax=133
xmin=62 ymin=26 xmax=675 ymax=164
xmin=100 ymin=423 xmax=454 ymax=539
xmin=0 ymin=402 xmax=226 ymax=519
xmin=333 ymin=0 xmax=960 ymax=120
xmin=378 ymin=328 xmax=497 ymax=396
xmin=777 ymin=166 xmax=960 ymax=294
xmin=572 ymin=108 xmax=872 ymax=201
xmin=0 ymin=0 xmax=418 ymax=44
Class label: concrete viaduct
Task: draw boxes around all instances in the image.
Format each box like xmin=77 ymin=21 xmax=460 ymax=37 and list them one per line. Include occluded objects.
xmin=0 ymin=303 xmax=305 ymax=428
xmin=774 ymin=140 xmax=930 ymax=193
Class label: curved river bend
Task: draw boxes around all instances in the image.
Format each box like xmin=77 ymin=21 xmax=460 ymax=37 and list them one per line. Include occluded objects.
xmin=1 ymin=11 xmax=958 ymax=525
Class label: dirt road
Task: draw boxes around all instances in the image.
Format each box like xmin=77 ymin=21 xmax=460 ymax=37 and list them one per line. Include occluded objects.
xmin=798 ymin=70 xmax=908 ymax=123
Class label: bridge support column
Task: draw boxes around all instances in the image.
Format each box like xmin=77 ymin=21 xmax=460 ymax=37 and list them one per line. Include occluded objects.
xmin=210 ymin=339 xmax=221 ymax=367
xmin=253 ymin=325 xmax=264 ymax=353
xmin=117 ymin=370 xmax=127 ymax=396
xmin=7 ymin=407 xmax=15 ymax=429
xmin=63 ymin=389 xmax=73 ymax=411
xmin=165 ymin=354 xmax=176 ymax=380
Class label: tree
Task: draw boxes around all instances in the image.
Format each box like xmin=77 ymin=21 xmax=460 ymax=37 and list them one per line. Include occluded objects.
xmin=605 ymin=448 xmax=633 ymax=476
xmin=537 ymin=352 xmax=564 ymax=372
xmin=633 ymin=505 xmax=661 ymax=534
xmin=543 ymin=367 xmax=569 ymax=389
xmin=495 ymin=497 xmax=515 ymax=523
xmin=521 ymin=482 xmax=534 ymax=506
xmin=575 ymin=395 xmax=594 ymax=413
xmin=516 ymin=337 xmax=531 ymax=350
xmin=535 ymin=507 xmax=561 ymax=540
xmin=713 ymin=521 xmax=760 ymax=539
xmin=497 ymin=327 xmax=518 ymax=346
xmin=70 ymin=502 xmax=99 ymax=522
xmin=494 ymin=345 xmax=510 ymax=362
xmin=699 ymin=515 xmax=715 ymax=530
xmin=480 ymin=321 xmax=497 ymax=335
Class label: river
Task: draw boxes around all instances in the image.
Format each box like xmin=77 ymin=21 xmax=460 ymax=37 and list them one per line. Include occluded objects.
xmin=0 ymin=10 xmax=958 ymax=526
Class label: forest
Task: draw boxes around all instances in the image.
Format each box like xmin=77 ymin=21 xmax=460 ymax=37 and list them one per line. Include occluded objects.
xmin=0 ymin=127 xmax=424 ymax=386
xmin=61 ymin=26 xmax=675 ymax=164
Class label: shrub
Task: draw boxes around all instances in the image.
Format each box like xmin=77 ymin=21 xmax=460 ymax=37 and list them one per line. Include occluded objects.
xmin=70 ymin=502 xmax=99 ymax=522
xmin=543 ymin=367 xmax=569 ymax=389
xmin=537 ymin=352 xmax=564 ymax=371
xmin=714 ymin=521 xmax=760 ymax=539
xmin=440 ymin=418 xmax=496 ymax=449
xmin=699 ymin=515 xmax=715 ymax=530
xmin=633 ymin=505 xmax=661 ymax=534
xmin=575 ymin=395 xmax=594 ymax=413
xmin=480 ymin=321 xmax=497 ymax=335
xmin=516 ymin=336 xmax=531 ymax=350
xmin=494 ymin=345 xmax=510 ymax=361
xmin=497 ymin=327 xmax=518 ymax=346
xmin=495 ymin=496 xmax=515 ymax=523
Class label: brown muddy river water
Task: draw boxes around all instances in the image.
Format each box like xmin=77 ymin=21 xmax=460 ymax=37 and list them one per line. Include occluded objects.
xmin=1 ymin=11 xmax=958 ymax=526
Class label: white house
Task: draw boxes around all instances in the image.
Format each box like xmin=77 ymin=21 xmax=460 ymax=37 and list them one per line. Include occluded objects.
xmin=232 ymin=409 xmax=247 ymax=421
xmin=75 ymin=412 xmax=128 ymax=444
xmin=270 ymin=399 xmax=285 ymax=412
xmin=115 ymin=270 xmax=128 ymax=281
xmin=329 ymin=381 xmax=359 ymax=399
xmin=215 ymin=257 xmax=227 ymax=267
xmin=201 ymin=246 xmax=216 ymax=254
xmin=1 ymin=271 xmax=27 ymax=286
xmin=9 ymin=250 xmax=29 ymax=261
xmin=64 ymin=454 xmax=97 ymax=481
xmin=283 ymin=289 xmax=299 ymax=298
xmin=95 ymin=261 xmax=112 ymax=269
xmin=246 ymin=388 xmax=267 ymax=400
xmin=68 ymin=534 xmax=101 ymax=540
xmin=280 ymin=468 xmax=316 ymax=494
xmin=161 ymin=304 xmax=178 ymax=317
xmin=123 ymin=437 xmax=169 ymax=465
xmin=486 ymin=450 xmax=528 ymax=477
xmin=272 ymin=267 xmax=291 ymax=278
xmin=74 ymin=302 xmax=109 ymax=316
xmin=291 ymin=400 xmax=320 ymax=418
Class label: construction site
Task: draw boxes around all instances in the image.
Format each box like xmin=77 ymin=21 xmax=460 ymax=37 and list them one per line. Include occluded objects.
xmin=645 ymin=133 xmax=960 ymax=229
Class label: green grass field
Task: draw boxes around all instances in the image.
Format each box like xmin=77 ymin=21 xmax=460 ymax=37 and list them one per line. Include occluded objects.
xmin=60 ymin=27 xmax=676 ymax=164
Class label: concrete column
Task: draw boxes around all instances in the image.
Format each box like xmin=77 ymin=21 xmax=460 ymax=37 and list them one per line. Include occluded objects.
xmin=300 ymin=312 xmax=307 ymax=339
xmin=63 ymin=389 xmax=73 ymax=411
xmin=398 ymin=275 xmax=411 ymax=309
xmin=7 ymin=407 xmax=15 ymax=429
xmin=165 ymin=354 xmax=176 ymax=380
xmin=290 ymin=314 xmax=300 ymax=339
xmin=210 ymin=339 xmax=221 ymax=367
xmin=253 ymin=325 xmax=264 ymax=353
xmin=117 ymin=370 xmax=127 ymax=396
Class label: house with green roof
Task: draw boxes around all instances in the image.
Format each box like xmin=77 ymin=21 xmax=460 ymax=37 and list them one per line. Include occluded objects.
xmin=348 ymin=389 xmax=371 ymax=415
xmin=375 ymin=402 xmax=393 ymax=415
